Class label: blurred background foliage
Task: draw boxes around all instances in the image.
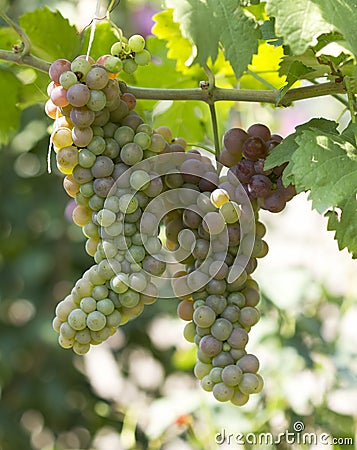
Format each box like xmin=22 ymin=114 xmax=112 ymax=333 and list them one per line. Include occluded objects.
xmin=0 ymin=1 xmax=356 ymax=449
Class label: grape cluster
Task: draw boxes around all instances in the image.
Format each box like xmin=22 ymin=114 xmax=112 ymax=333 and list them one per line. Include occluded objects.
xmin=219 ymin=124 xmax=296 ymax=213
xmin=46 ymin=41 xmax=295 ymax=405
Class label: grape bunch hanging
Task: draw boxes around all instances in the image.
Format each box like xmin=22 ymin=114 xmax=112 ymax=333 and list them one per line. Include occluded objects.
xmin=46 ymin=30 xmax=296 ymax=407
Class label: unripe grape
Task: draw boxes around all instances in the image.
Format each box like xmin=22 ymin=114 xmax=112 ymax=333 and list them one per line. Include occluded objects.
xmin=128 ymin=34 xmax=145 ymax=52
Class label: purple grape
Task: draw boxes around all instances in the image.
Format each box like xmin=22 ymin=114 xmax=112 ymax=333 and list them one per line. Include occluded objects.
xmin=248 ymin=174 xmax=272 ymax=198
xmin=232 ymin=159 xmax=256 ymax=183
xmin=223 ymin=128 xmax=249 ymax=157
xmin=247 ymin=123 xmax=271 ymax=142
xmin=262 ymin=190 xmax=286 ymax=213
xmin=242 ymin=137 xmax=268 ymax=161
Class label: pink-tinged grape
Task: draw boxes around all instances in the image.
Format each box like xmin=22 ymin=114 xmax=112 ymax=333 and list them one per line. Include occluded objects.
xmin=227 ymin=327 xmax=249 ymax=349
xmin=49 ymin=59 xmax=71 ymax=83
xmin=86 ymin=67 xmax=109 ymax=90
xmin=59 ymin=70 xmax=78 ymax=89
xmin=67 ymin=84 xmax=91 ymax=107
xmin=237 ymin=354 xmax=260 ymax=373
xmin=70 ymin=107 xmax=95 ymax=127
xmin=219 ymin=148 xmax=241 ymax=167
xmin=135 ymin=49 xmax=150 ymax=66
xmin=47 ymin=81 xmax=58 ymax=96
xmin=50 ymin=85 xmax=69 ymax=107
xmin=248 ymin=174 xmax=272 ymax=198
xmin=121 ymin=93 xmax=137 ymax=110
xmin=128 ymin=34 xmax=145 ymax=52
xmin=87 ymin=89 xmax=107 ymax=111
xmin=86 ymin=310 xmax=106 ymax=331
xmin=262 ymin=190 xmax=286 ymax=213
xmin=70 ymin=58 xmax=92 ymax=79
xmin=213 ymin=382 xmax=234 ymax=402
xmin=247 ymin=123 xmax=271 ymax=142
xmin=105 ymin=55 xmax=123 ymax=73
xmin=72 ymin=126 xmax=93 ymax=148
xmin=103 ymin=79 xmax=120 ymax=102
xmin=222 ymin=364 xmax=243 ymax=387
xmin=242 ymin=137 xmax=268 ymax=161
xmin=123 ymin=59 xmax=138 ymax=74
xmin=223 ymin=128 xmax=249 ymax=156
xmin=177 ymin=300 xmax=194 ymax=321
xmin=277 ymin=177 xmax=297 ymax=201
xmin=45 ymin=99 xmax=58 ymax=119
xmin=155 ymin=125 xmax=173 ymax=142
xmin=91 ymin=156 xmax=114 ymax=178
xmin=199 ymin=335 xmax=223 ymax=357
xmin=93 ymin=177 xmax=114 ymax=198
xmin=72 ymin=166 xmax=93 ymax=184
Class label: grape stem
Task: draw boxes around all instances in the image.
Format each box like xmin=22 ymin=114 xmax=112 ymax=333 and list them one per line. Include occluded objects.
xmin=0 ymin=11 xmax=32 ymax=55
xmin=203 ymin=64 xmax=220 ymax=160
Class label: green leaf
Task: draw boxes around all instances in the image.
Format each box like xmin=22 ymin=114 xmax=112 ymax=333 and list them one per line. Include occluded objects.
xmin=277 ymin=60 xmax=314 ymax=102
xmin=265 ymin=118 xmax=338 ymax=174
xmin=152 ymin=8 xmax=196 ymax=74
xmin=266 ymin=0 xmax=334 ymax=54
xmin=17 ymin=70 xmax=49 ymax=108
xmin=163 ymin=0 xmax=259 ymax=79
xmin=19 ymin=7 xmax=80 ymax=61
xmin=0 ymin=70 xmax=22 ymax=145
xmin=312 ymin=0 xmax=357 ymax=59
xmin=217 ymin=0 xmax=260 ymax=79
xmin=80 ymin=22 xmax=118 ymax=61
xmin=326 ymin=197 xmax=357 ymax=258
xmin=293 ymin=131 xmax=357 ymax=212
xmin=0 ymin=27 xmax=19 ymax=50
xmin=165 ymin=0 xmax=220 ymax=67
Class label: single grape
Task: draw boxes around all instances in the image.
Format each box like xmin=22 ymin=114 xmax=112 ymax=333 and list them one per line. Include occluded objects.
xmin=49 ymin=59 xmax=72 ymax=83
xmin=211 ymin=318 xmax=233 ymax=341
xmin=135 ymin=49 xmax=151 ymax=66
xmin=86 ymin=67 xmax=109 ymax=90
xmin=212 ymin=383 xmax=234 ymax=402
xmin=86 ymin=310 xmax=106 ymax=331
xmin=128 ymin=34 xmax=146 ymax=52
xmin=193 ymin=305 xmax=216 ymax=328
xmin=247 ymin=123 xmax=271 ymax=142
xmin=221 ymin=364 xmax=243 ymax=387
xmin=68 ymin=309 xmax=87 ymax=331
xmin=67 ymin=83 xmax=91 ymax=107
xmin=242 ymin=137 xmax=268 ymax=161
xmin=239 ymin=373 xmax=262 ymax=395
xmin=248 ymin=174 xmax=272 ymax=198
xmin=237 ymin=354 xmax=260 ymax=373
xmin=223 ymin=128 xmax=249 ymax=157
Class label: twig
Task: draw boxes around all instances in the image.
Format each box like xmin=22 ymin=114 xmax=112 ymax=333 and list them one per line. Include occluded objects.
xmin=0 ymin=11 xmax=32 ymax=55
xmin=203 ymin=64 xmax=220 ymax=159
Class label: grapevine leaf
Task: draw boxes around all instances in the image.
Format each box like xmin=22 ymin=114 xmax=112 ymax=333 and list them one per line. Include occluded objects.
xmin=0 ymin=70 xmax=22 ymax=145
xmin=17 ymin=70 xmax=49 ymax=108
xmin=260 ymin=18 xmax=283 ymax=46
xmin=19 ymin=7 xmax=80 ymax=61
xmin=311 ymin=0 xmax=357 ymax=59
xmin=292 ymin=131 xmax=357 ymax=212
xmin=215 ymin=0 xmax=260 ymax=79
xmin=265 ymin=0 xmax=334 ymax=54
xmin=0 ymin=27 xmax=19 ymax=50
xmin=152 ymin=9 xmax=195 ymax=74
xmin=264 ymin=118 xmax=338 ymax=175
xmin=325 ymin=198 xmax=357 ymax=258
xmin=277 ymin=60 xmax=314 ymax=102
xmin=165 ymin=0 xmax=220 ymax=67
xmin=80 ymin=22 xmax=118 ymax=61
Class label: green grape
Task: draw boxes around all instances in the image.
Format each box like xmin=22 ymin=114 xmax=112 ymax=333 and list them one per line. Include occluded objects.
xmin=220 ymin=201 xmax=241 ymax=224
xmin=86 ymin=67 xmax=109 ymax=90
xmin=73 ymin=342 xmax=90 ymax=355
xmin=68 ymin=309 xmax=87 ymax=331
xmin=80 ymin=182 xmax=94 ymax=198
xmin=119 ymin=289 xmax=140 ymax=308
xmin=210 ymin=367 xmax=223 ymax=383
xmin=134 ymin=49 xmax=150 ymax=66
xmin=91 ymin=327 xmax=110 ymax=342
xmin=120 ymin=142 xmax=143 ymax=166
xmin=205 ymin=295 xmax=227 ymax=315
xmin=227 ymin=292 xmax=245 ymax=307
xmin=88 ymin=194 xmax=104 ymax=211
xmin=96 ymin=299 xmax=115 ymax=315
xmin=193 ymin=305 xmax=216 ymax=328
xmin=71 ymin=58 xmax=91 ymax=78
xmin=183 ymin=321 xmax=196 ymax=343
xmin=78 ymin=149 xmax=96 ymax=168
xmin=130 ymin=170 xmax=150 ymax=191
xmin=60 ymin=322 xmax=76 ymax=339
xmin=134 ymin=132 xmax=151 ymax=150
xmin=106 ymin=309 xmax=122 ymax=328
xmin=80 ymin=297 xmax=97 ymax=313
xmin=221 ymin=364 xmax=243 ymax=387
xmin=58 ymin=335 xmax=75 ymax=349
xmin=212 ymin=351 xmax=234 ymax=367
xmin=231 ymin=389 xmax=249 ymax=406
xmin=114 ymin=126 xmax=135 ymax=146
xmin=201 ymin=375 xmax=215 ymax=392
xmin=97 ymin=209 xmax=116 ymax=227
xmin=110 ymin=273 xmax=129 ymax=294
xmin=194 ymin=361 xmax=212 ymax=380
xmin=75 ymin=329 xmax=91 ymax=344
xmin=59 ymin=70 xmax=78 ymax=89
xmin=212 ymin=383 xmax=234 ymax=402
xmin=118 ymin=194 xmax=138 ymax=214
xmin=86 ymin=310 xmax=106 ymax=331
xmin=239 ymin=307 xmax=260 ymax=327
xmin=105 ymin=55 xmax=123 ymax=73
xmin=211 ymin=318 xmax=233 ymax=341
xmin=55 ymin=297 xmax=77 ymax=321
xmin=87 ymin=89 xmax=107 ymax=111
xmin=123 ymin=59 xmax=138 ymax=74
xmin=239 ymin=373 xmax=262 ymax=395
xmin=92 ymin=285 xmax=108 ymax=300
xmin=128 ymin=34 xmax=145 ymax=52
